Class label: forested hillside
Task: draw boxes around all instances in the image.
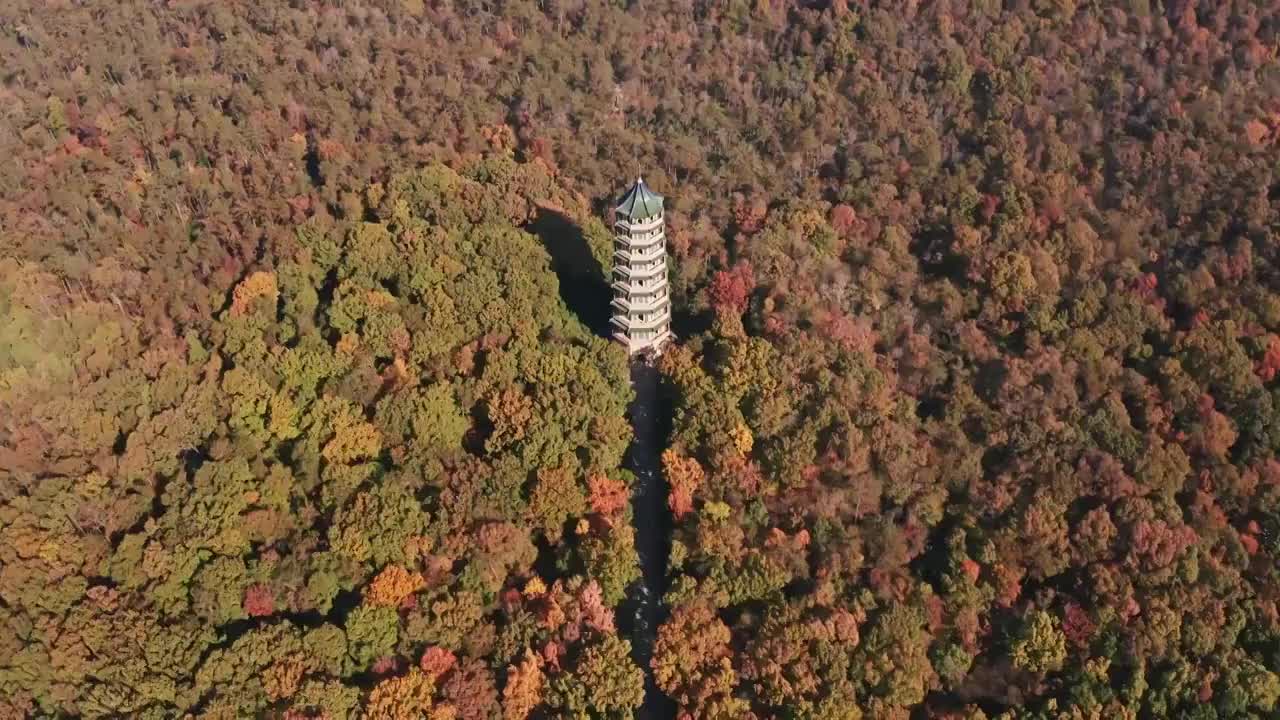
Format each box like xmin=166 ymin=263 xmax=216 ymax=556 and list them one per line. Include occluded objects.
xmin=3 ymin=0 xmax=1280 ymax=718
xmin=2 ymin=154 xmax=651 ymax=717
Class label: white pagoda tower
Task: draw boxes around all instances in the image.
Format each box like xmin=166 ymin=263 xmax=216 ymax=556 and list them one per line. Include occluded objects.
xmin=611 ymin=177 xmax=672 ymax=356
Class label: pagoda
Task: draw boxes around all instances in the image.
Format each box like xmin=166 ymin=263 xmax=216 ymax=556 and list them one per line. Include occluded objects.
xmin=611 ymin=177 xmax=672 ymax=356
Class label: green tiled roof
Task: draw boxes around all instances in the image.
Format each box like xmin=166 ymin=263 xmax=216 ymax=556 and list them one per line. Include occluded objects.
xmin=615 ymin=177 xmax=664 ymax=220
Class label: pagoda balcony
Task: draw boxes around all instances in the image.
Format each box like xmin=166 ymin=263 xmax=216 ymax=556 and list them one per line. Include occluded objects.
xmin=617 ymin=227 xmax=665 ymax=244
xmin=612 ymin=263 xmax=666 ymax=280
xmin=610 ymin=307 xmax=671 ymax=331
xmin=612 ymin=276 xmax=668 ymax=296
xmin=614 ymin=241 xmax=665 ymax=263
xmin=613 ymin=328 xmax=673 ymax=354
xmin=612 ymin=291 xmax=669 ymax=314
xmin=614 ymin=214 xmax=663 ymax=234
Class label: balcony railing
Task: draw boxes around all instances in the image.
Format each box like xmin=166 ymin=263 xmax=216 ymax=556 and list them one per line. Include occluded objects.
xmin=614 ymin=213 xmax=663 ymax=234
xmin=615 ymin=240 xmax=664 ymax=262
xmin=612 ymin=276 xmax=668 ymax=296
xmin=613 ymin=328 xmax=673 ymax=350
xmin=617 ymin=225 xmax=664 ymax=242
xmin=612 ymin=291 xmax=669 ymax=314
xmin=613 ymin=262 xmax=666 ymax=280
xmin=610 ymin=307 xmax=671 ymax=331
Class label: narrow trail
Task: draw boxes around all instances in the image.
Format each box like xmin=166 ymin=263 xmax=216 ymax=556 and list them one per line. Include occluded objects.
xmin=622 ymin=361 xmax=677 ymax=720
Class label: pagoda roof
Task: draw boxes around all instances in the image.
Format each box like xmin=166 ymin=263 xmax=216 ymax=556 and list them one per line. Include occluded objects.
xmin=615 ymin=177 xmax=664 ymax=220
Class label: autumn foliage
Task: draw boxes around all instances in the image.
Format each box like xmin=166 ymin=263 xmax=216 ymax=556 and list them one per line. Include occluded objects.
xmin=662 ymin=449 xmax=706 ymax=520
xmin=4 ymin=0 xmax=1280 ymax=718
xmin=0 ymin=155 xmax=641 ymax=717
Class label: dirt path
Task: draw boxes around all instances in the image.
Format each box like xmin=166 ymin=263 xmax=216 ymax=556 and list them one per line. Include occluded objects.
xmin=622 ymin=361 xmax=677 ymax=719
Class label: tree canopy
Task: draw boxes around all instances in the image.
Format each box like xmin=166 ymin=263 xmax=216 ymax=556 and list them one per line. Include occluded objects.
xmin=3 ymin=0 xmax=1280 ymax=718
